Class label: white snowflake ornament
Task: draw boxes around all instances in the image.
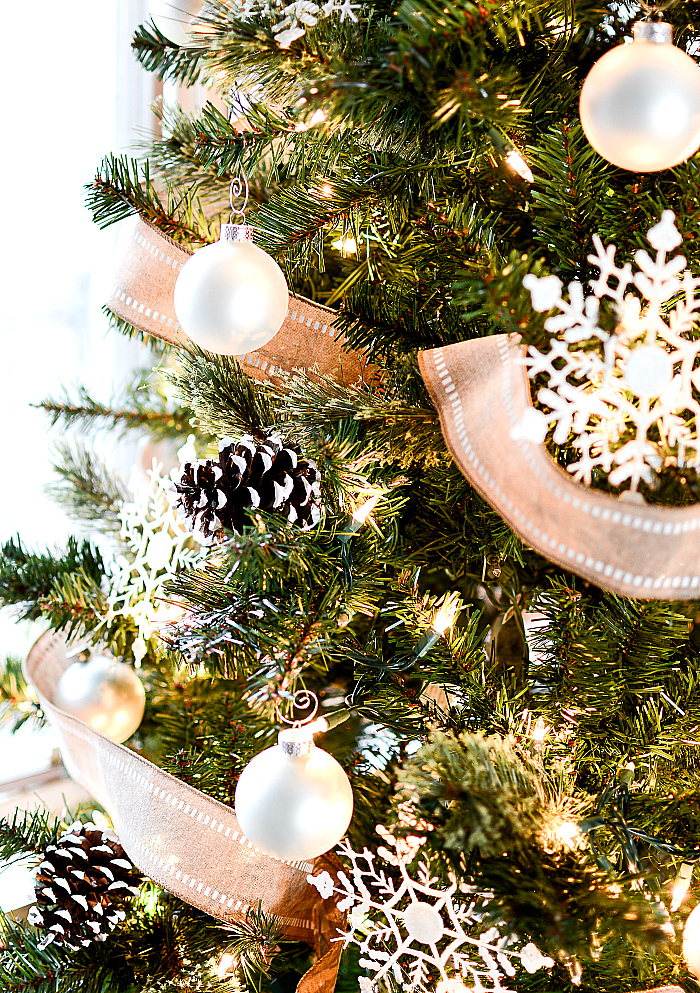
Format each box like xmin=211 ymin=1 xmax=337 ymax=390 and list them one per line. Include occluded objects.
xmin=516 ymin=212 xmax=700 ymax=494
xmin=106 ymin=460 xmax=205 ymax=663
xmin=307 ymin=829 xmax=553 ymax=993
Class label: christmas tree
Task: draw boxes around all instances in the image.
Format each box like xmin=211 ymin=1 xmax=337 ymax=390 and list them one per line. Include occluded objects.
xmin=2 ymin=0 xmax=700 ymax=991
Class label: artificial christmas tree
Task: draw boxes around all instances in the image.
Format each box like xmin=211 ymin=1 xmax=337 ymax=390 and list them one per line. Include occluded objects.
xmin=2 ymin=0 xmax=700 ymax=991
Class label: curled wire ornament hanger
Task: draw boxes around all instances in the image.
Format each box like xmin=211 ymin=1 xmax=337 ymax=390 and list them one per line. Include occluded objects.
xmin=275 ymin=688 xmax=319 ymax=728
xmin=229 ymin=174 xmax=250 ymax=224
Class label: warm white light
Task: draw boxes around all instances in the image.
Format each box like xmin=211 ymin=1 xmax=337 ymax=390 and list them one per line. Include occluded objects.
xmin=216 ymin=953 xmax=236 ymax=978
xmin=295 ymin=108 xmax=328 ymax=131
xmin=532 ymin=716 xmax=549 ymax=743
xmin=505 ymin=148 xmax=534 ymax=183
xmin=320 ymin=182 xmax=334 ymax=197
xmin=671 ymin=862 xmax=694 ymax=911
xmin=432 ymin=593 xmax=461 ymax=636
xmin=352 ymin=494 xmax=381 ymax=525
xmin=332 ymin=235 xmax=357 ymax=254
xmin=554 ymin=821 xmax=581 ymax=848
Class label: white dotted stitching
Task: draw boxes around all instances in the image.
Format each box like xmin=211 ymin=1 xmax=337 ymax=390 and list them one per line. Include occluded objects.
xmin=52 ymin=716 xmax=315 ymax=929
xmin=430 ymin=337 xmax=700 ymax=589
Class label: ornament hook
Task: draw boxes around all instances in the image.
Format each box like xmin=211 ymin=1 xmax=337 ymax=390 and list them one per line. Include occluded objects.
xmin=276 ymin=688 xmax=320 ymax=728
xmin=229 ymin=174 xmax=250 ymax=224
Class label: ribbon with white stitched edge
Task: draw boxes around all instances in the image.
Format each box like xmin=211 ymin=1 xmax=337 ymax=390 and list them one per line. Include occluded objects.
xmin=24 ymin=631 xmax=346 ymax=993
xmin=419 ymin=334 xmax=700 ymax=600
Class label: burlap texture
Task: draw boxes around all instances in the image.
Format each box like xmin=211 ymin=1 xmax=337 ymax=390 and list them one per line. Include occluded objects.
xmin=419 ymin=334 xmax=700 ymax=599
xmin=106 ymin=216 xmax=373 ymax=386
xmin=24 ymin=632 xmax=346 ymax=993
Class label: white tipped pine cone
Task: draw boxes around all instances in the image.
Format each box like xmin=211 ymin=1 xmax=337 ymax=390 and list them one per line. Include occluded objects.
xmin=28 ymin=821 xmax=141 ymax=951
xmin=169 ymin=434 xmax=321 ymax=542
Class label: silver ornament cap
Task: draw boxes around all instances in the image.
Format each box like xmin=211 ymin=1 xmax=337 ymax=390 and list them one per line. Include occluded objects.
xmin=220 ymin=223 xmax=255 ymax=243
xmin=632 ymin=20 xmax=673 ymax=44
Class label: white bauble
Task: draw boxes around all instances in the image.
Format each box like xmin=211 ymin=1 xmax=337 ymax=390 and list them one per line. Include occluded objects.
xmin=174 ymin=225 xmax=289 ymax=356
xmin=53 ymin=656 xmax=146 ymax=744
xmin=149 ymin=0 xmax=203 ymax=46
xmin=684 ymin=903 xmax=700 ymax=979
xmin=579 ymin=21 xmax=700 ymax=172
xmin=235 ymin=735 xmax=353 ymax=861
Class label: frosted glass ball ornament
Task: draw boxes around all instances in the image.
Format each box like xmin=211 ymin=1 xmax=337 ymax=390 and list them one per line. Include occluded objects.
xmin=234 ymin=730 xmax=353 ymax=861
xmin=149 ymin=0 xmax=203 ymax=46
xmin=53 ymin=655 xmax=146 ymax=744
xmin=174 ymin=224 xmax=289 ymax=356
xmin=579 ymin=20 xmax=700 ymax=172
xmin=684 ymin=903 xmax=700 ymax=979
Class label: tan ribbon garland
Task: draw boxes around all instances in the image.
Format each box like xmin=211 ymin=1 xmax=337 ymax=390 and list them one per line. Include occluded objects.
xmin=107 ymin=215 xmax=374 ymax=387
xmin=419 ymin=334 xmax=700 ymax=599
xmin=24 ymin=632 xmax=346 ymax=993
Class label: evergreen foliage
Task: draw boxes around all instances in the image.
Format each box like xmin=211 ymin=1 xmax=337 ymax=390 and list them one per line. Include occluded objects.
xmin=3 ymin=0 xmax=700 ymax=990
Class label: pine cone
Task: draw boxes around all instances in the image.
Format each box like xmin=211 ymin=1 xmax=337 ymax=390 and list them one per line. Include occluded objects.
xmin=169 ymin=434 xmax=322 ymax=543
xmin=27 ymin=821 xmax=142 ymax=951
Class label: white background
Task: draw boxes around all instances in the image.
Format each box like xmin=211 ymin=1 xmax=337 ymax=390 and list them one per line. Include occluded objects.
xmin=0 ymin=0 xmax=156 ymax=776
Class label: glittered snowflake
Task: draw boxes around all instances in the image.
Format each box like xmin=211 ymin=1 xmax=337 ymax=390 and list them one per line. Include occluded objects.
xmin=106 ymin=443 xmax=205 ymax=664
xmin=307 ymin=829 xmax=553 ymax=993
xmin=230 ymin=0 xmax=360 ymax=47
xmin=512 ymin=211 xmax=700 ymax=495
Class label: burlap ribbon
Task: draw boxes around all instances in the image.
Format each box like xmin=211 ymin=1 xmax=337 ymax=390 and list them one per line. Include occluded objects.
xmin=419 ymin=335 xmax=700 ymax=599
xmin=24 ymin=632 xmax=346 ymax=993
xmin=107 ymin=215 xmax=373 ymax=386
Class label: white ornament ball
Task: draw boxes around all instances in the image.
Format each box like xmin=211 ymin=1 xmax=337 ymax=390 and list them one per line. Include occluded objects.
xmin=174 ymin=226 xmax=289 ymax=356
xmin=149 ymin=0 xmax=203 ymax=46
xmin=53 ymin=656 xmax=146 ymax=744
xmin=579 ymin=21 xmax=700 ymax=172
xmin=234 ymin=735 xmax=353 ymax=861
xmin=684 ymin=903 xmax=700 ymax=979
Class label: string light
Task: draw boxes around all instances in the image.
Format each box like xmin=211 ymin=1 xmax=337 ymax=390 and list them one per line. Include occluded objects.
xmin=413 ymin=592 xmax=461 ymax=657
xmin=295 ymin=108 xmax=328 ymax=131
xmin=338 ymin=494 xmax=382 ymax=538
xmin=216 ymin=953 xmax=237 ymax=978
xmin=670 ymin=861 xmax=694 ymax=911
xmin=504 ymin=148 xmax=534 ymax=182
xmin=332 ymin=235 xmax=357 ymax=254
xmin=487 ymin=127 xmax=534 ymax=183
xmin=531 ymin=716 xmax=550 ymax=745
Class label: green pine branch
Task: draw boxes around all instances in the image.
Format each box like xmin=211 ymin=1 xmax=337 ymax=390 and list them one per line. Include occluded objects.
xmin=38 ymin=373 xmax=195 ymax=442
xmin=46 ymin=440 xmax=128 ymax=537
xmin=0 ymin=535 xmax=106 ymax=622
xmin=85 ymin=154 xmax=215 ymax=247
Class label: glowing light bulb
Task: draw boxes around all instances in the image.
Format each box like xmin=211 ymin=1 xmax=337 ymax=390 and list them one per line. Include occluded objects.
xmin=332 ymin=235 xmax=357 ymax=254
xmin=670 ymin=862 xmax=694 ymax=911
xmin=353 ymin=494 xmax=381 ymax=525
xmin=432 ymin=593 xmax=461 ymax=635
xmin=532 ymin=717 xmax=549 ymax=744
xmin=216 ymin=953 xmax=236 ymax=978
xmin=554 ymin=821 xmax=581 ymax=848
xmin=505 ymin=148 xmax=534 ymax=182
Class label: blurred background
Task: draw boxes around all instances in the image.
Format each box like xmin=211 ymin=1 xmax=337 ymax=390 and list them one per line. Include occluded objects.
xmin=0 ymin=0 xmax=157 ymax=912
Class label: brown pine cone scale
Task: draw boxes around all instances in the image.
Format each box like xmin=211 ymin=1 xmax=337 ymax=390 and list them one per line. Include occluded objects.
xmin=169 ymin=433 xmax=322 ymax=543
xmin=27 ymin=821 xmax=142 ymax=951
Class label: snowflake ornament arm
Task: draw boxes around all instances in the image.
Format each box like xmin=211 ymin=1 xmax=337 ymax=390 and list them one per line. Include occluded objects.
xmin=307 ymin=832 xmax=554 ymax=993
xmin=515 ymin=212 xmax=700 ymax=496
